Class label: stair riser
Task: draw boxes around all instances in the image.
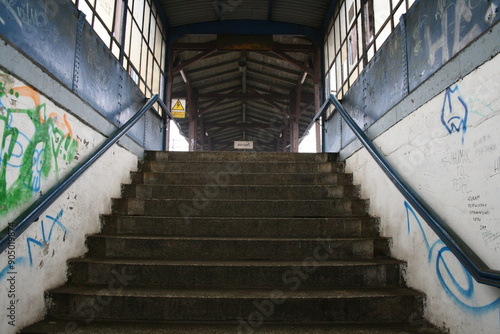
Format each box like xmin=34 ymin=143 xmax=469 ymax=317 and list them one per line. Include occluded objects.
xmin=48 ymin=293 xmax=421 ymax=323
xmin=145 ymin=151 xmax=337 ymax=163
xmin=100 ymin=216 xmax=379 ymax=238
xmin=121 ymin=184 xmax=360 ymax=200
xmin=86 ymin=238 xmax=390 ymax=260
xmin=140 ymin=161 xmax=345 ymax=174
xmin=131 ymin=172 xmax=353 ymax=186
xmin=111 ymin=199 xmax=369 ymax=217
xmin=68 ymin=262 xmax=402 ymax=288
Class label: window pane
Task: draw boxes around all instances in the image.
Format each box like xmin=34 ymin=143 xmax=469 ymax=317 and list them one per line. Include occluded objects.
xmin=79 ymin=1 xmax=94 ymax=25
xmin=341 ymin=42 xmax=348 ymax=80
xmin=334 ymin=17 xmax=341 ymax=53
xmin=130 ymin=22 xmax=142 ymax=68
xmin=143 ymin=2 xmax=151 ymax=40
xmin=339 ymin=3 xmax=346 ymax=40
xmin=376 ymin=22 xmax=391 ymax=49
xmin=154 ymin=23 xmax=162 ymax=61
xmin=124 ymin=9 xmax=132 ymax=57
xmin=347 ymin=26 xmax=358 ymax=66
xmin=161 ymin=41 xmax=166 ymax=71
xmin=94 ymin=17 xmax=111 ymax=46
xmin=328 ymin=28 xmax=335 ymax=68
xmin=324 ymin=40 xmax=329 ymax=75
xmin=335 ymin=57 xmax=342 ymax=93
xmin=148 ymin=50 xmax=154 ymax=88
xmin=373 ymin=0 xmax=391 ymax=32
xmin=393 ymin=1 xmax=407 ymax=27
xmin=133 ymin=0 xmax=144 ymax=28
xmin=357 ymin=20 xmax=363 ymax=62
xmin=363 ymin=0 xmax=374 ymax=46
xmin=149 ymin=16 xmax=156 ymax=47
xmin=346 ymin=0 xmax=356 ymax=28
xmin=152 ymin=61 xmax=160 ymax=95
xmin=96 ymin=0 xmax=115 ymax=29
xmin=141 ymin=39 xmax=148 ymax=75
xmin=329 ymin=65 xmax=337 ymax=94
xmin=111 ymin=40 xmax=120 ymax=59
xmin=113 ymin=0 xmax=124 ymax=40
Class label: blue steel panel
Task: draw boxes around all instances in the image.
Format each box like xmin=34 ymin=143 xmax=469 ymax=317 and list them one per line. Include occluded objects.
xmin=78 ymin=22 xmax=146 ymax=146
xmin=341 ymin=26 xmax=404 ymax=148
xmin=78 ymin=23 xmax=123 ymax=119
xmin=0 ymin=0 xmax=78 ymax=89
xmin=363 ymin=26 xmax=404 ymax=120
xmin=144 ymin=111 xmax=164 ymax=150
xmin=406 ymin=0 xmax=500 ymax=92
xmin=324 ymin=111 xmax=342 ymax=152
xmin=118 ymin=69 xmax=147 ymax=146
xmin=340 ymin=76 xmax=366 ymax=148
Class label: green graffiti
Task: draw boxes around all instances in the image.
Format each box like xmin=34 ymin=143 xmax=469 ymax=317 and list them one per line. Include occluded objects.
xmin=0 ymin=81 xmax=78 ymax=215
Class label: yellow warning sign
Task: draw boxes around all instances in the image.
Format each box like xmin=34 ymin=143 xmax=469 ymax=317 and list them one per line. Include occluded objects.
xmin=172 ymin=99 xmax=185 ymax=111
xmin=171 ymin=99 xmax=186 ymax=118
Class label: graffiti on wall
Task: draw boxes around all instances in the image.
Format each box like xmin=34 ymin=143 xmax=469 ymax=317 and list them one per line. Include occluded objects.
xmin=441 ymin=85 xmax=468 ymax=145
xmin=0 ymin=209 xmax=67 ymax=281
xmin=0 ymin=73 xmax=79 ymax=215
xmin=404 ymin=201 xmax=500 ymax=314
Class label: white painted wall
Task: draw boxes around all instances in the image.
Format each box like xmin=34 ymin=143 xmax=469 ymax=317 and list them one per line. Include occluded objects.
xmin=344 ymin=54 xmax=500 ymax=333
xmin=0 ymin=70 xmax=138 ymax=333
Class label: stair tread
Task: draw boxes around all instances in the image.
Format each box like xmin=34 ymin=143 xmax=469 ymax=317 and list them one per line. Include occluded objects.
xmin=21 ymin=321 xmax=446 ymax=334
xmin=102 ymin=215 xmax=374 ymax=220
xmin=116 ymin=198 xmax=362 ymax=202
xmin=69 ymin=257 xmax=403 ymax=266
xmin=50 ymin=285 xmax=420 ymax=298
xmin=88 ymin=235 xmax=387 ymax=241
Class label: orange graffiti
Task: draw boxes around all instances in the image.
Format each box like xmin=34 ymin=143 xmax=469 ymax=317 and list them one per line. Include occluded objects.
xmin=12 ymin=86 xmax=41 ymax=107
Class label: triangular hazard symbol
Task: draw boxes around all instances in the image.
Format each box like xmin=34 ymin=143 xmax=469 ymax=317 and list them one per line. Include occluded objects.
xmin=172 ymin=100 xmax=185 ymax=111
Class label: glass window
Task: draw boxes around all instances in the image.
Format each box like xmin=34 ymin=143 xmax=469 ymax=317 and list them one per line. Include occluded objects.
xmin=73 ymin=0 xmax=167 ymax=109
xmin=133 ymin=0 xmax=144 ymax=28
xmin=328 ymin=28 xmax=335 ymax=68
xmin=324 ymin=0 xmax=409 ymax=99
xmin=96 ymin=0 xmax=115 ymax=29
xmin=373 ymin=0 xmax=390 ymax=32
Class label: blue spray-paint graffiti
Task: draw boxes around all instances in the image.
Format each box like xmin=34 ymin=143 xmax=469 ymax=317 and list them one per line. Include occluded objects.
xmin=441 ymin=85 xmax=468 ymax=145
xmin=0 ymin=209 xmax=67 ymax=280
xmin=404 ymin=201 xmax=500 ymax=314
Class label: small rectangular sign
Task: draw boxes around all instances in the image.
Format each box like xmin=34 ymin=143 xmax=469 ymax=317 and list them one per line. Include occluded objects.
xmin=171 ymin=99 xmax=186 ymax=118
xmin=234 ymin=141 xmax=254 ymax=149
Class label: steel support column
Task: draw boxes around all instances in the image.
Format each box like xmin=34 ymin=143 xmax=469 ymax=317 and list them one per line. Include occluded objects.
xmin=314 ymin=49 xmax=322 ymax=153
xmin=187 ymin=83 xmax=197 ymax=151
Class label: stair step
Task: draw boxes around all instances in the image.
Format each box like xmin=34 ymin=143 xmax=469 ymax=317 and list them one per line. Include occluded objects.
xmin=46 ymin=286 xmax=423 ymax=323
xmin=67 ymin=258 xmax=404 ymax=288
xmin=86 ymin=236 xmax=390 ymax=260
xmin=145 ymin=151 xmax=337 ymax=163
xmin=111 ymin=198 xmax=368 ymax=217
xmin=131 ymin=171 xmax=353 ymax=186
xmin=140 ymin=160 xmax=345 ymax=174
xmin=21 ymin=321 xmax=446 ymax=334
xmin=23 ymin=151 xmax=441 ymax=333
xmin=100 ymin=216 xmax=379 ymax=238
xmin=121 ymin=184 xmax=360 ymax=200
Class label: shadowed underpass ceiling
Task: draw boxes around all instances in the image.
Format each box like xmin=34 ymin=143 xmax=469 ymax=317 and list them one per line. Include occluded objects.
xmin=156 ymin=0 xmax=336 ymax=151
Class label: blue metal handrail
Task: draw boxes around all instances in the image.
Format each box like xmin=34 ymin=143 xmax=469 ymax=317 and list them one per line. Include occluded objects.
xmin=0 ymin=95 xmax=163 ymax=253
xmin=329 ymin=94 xmax=500 ymax=288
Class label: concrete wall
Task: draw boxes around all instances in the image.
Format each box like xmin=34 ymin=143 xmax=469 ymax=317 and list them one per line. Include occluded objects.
xmin=0 ymin=41 xmax=139 ymax=333
xmin=343 ymin=49 xmax=500 ymax=334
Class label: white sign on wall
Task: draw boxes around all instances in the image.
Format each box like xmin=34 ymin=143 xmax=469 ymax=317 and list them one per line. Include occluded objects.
xmin=234 ymin=141 xmax=253 ymax=149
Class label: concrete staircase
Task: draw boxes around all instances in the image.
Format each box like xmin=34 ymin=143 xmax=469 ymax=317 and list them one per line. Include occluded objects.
xmin=22 ymin=152 xmax=445 ymax=333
